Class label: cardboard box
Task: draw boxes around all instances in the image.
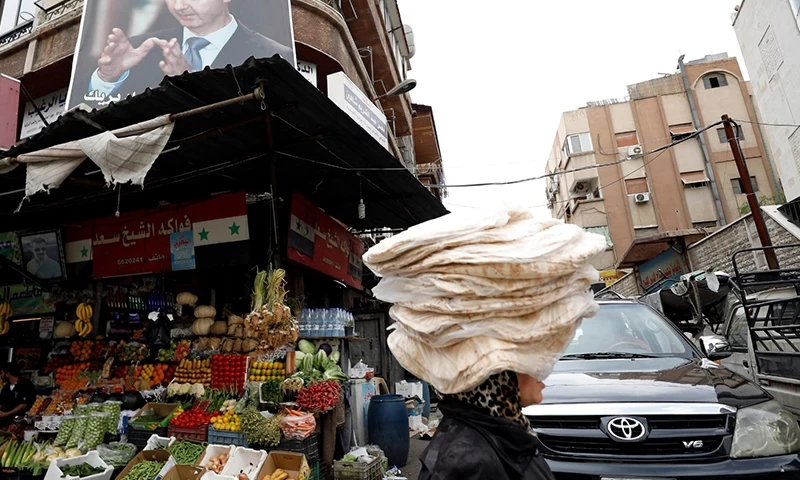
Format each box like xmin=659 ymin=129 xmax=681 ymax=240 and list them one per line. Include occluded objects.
xmin=258 ymin=452 xmax=310 ymax=480
xmin=116 ymin=450 xmax=171 ymax=480
xmin=131 ymin=403 xmax=181 ymax=428
xmin=394 ymin=381 xmax=423 ymax=400
xmin=408 ymin=414 xmax=423 ymax=431
xmin=162 ymin=465 xmax=206 ymax=480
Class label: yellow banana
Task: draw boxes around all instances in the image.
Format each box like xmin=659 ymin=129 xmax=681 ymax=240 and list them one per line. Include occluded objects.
xmin=0 ymin=303 xmax=11 ymax=318
xmin=0 ymin=322 xmax=9 ymax=335
xmin=83 ymin=322 xmax=93 ymax=336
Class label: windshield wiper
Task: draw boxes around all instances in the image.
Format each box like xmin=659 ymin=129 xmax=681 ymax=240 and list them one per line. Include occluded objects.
xmin=560 ymin=352 xmax=659 ymax=360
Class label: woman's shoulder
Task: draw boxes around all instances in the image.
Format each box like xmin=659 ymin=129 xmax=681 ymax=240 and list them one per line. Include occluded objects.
xmin=419 ymin=418 xmax=506 ymax=480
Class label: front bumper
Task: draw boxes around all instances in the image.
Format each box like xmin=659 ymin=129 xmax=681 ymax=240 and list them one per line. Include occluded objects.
xmin=545 ymin=453 xmax=800 ymax=479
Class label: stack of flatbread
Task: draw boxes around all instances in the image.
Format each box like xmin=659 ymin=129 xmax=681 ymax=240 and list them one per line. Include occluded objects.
xmin=363 ymin=207 xmax=607 ymax=394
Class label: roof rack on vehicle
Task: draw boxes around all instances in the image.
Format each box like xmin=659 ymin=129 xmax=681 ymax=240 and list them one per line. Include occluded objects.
xmin=732 ymin=244 xmax=800 ymax=290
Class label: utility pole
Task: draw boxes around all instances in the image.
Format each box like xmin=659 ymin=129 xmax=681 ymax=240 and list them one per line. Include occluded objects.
xmin=721 ymin=115 xmax=779 ymax=270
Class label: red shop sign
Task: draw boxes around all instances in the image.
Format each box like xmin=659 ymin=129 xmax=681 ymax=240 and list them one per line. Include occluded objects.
xmin=287 ymin=193 xmax=364 ymax=290
xmin=65 ymin=192 xmax=248 ymax=278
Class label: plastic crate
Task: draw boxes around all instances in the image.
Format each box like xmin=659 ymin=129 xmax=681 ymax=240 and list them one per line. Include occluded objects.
xmin=309 ymin=460 xmax=320 ymax=480
xmin=274 ymin=434 xmax=319 ymax=460
xmin=168 ymin=424 xmax=209 ymax=442
xmin=333 ymin=457 xmax=381 ymax=480
xmin=128 ymin=426 xmax=168 ymax=451
xmin=207 ymin=426 xmax=248 ymax=447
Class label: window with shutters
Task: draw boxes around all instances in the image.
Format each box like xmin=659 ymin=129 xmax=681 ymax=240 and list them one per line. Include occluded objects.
xmin=562 ymin=133 xmax=593 ymax=158
xmin=717 ymin=126 xmax=744 ymax=143
xmin=731 ymin=177 xmax=760 ymax=195
xmin=615 ymin=131 xmax=639 ymax=148
xmin=625 ymin=178 xmax=650 ymax=195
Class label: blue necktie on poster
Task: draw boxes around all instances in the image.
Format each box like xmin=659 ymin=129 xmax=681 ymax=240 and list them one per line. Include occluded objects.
xmin=184 ymin=37 xmax=210 ymax=71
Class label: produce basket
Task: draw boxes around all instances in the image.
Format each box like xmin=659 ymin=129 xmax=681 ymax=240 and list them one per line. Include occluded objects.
xmin=144 ymin=434 xmax=176 ymax=451
xmin=44 ymin=451 xmax=113 ymax=480
xmin=309 ymin=459 xmax=320 ymax=480
xmin=274 ymin=434 xmax=319 ymax=460
xmin=168 ymin=424 xmax=208 ymax=442
xmin=207 ymin=426 xmax=248 ymax=447
xmin=221 ymin=447 xmax=267 ymax=480
xmin=128 ymin=426 xmax=168 ymax=451
xmin=333 ymin=457 xmax=381 ymax=480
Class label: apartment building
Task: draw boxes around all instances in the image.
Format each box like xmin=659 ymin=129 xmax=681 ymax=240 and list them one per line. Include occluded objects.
xmin=733 ymin=0 xmax=800 ymax=204
xmin=545 ymin=54 xmax=779 ymax=277
xmin=0 ymin=0 xmax=442 ymax=185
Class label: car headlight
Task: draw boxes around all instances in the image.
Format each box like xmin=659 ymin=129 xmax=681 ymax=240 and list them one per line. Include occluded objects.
xmin=731 ymin=400 xmax=800 ymax=458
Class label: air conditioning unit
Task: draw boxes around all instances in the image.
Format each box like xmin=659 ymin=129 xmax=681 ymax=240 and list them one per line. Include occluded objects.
xmin=574 ymin=181 xmax=589 ymax=192
xmin=634 ymin=192 xmax=651 ymax=203
xmin=628 ymin=145 xmax=644 ymax=157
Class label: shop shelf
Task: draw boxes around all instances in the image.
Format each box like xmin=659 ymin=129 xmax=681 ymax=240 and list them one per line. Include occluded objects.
xmin=207 ymin=426 xmax=248 ymax=447
xmin=333 ymin=457 xmax=381 ymax=480
xmin=168 ymin=424 xmax=209 ymax=442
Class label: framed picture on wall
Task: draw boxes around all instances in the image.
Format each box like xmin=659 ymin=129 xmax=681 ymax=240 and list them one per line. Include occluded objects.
xmin=18 ymin=230 xmax=67 ymax=281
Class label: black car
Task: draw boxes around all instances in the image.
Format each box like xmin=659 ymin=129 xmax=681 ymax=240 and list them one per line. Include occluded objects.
xmin=524 ymin=300 xmax=800 ymax=479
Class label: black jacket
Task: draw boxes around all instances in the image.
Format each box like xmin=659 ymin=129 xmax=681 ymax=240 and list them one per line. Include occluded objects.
xmin=86 ymin=20 xmax=293 ymax=98
xmin=419 ymin=400 xmax=555 ymax=480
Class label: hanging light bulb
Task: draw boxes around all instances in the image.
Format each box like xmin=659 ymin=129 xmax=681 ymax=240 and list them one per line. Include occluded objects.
xmin=358 ymin=174 xmax=366 ymax=219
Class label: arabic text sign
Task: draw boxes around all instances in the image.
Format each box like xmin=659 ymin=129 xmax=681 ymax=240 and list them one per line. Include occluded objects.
xmin=287 ymin=193 xmax=364 ymax=290
xmin=67 ymin=0 xmax=296 ymax=111
xmin=297 ymin=60 xmax=317 ymax=87
xmin=639 ymin=248 xmax=685 ymax=292
xmin=65 ymin=192 xmax=247 ymax=278
xmin=0 ymin=284 xmax=55 ymax=316
xmin=20 ymin=88 xmax=68 ymax=139
xmin=327 ymin=72 xmax=388 ymax=149
xmin=170 ymin=231 xmax=196 ymax=271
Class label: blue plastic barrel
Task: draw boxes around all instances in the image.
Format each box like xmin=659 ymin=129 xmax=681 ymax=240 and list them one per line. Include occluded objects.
xmin=408 ymin=378 xmax=431 ymax=418
xmin=368 ymin=394 xmax=409 ymax=467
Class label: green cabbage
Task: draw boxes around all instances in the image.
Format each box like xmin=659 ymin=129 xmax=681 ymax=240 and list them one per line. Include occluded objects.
xmin=298 ymin=340 xmax=316 ymax=355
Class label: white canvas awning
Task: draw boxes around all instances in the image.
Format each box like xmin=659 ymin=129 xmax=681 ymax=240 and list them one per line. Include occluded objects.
xmin=0 ymin=115 xmax=174 ymax=197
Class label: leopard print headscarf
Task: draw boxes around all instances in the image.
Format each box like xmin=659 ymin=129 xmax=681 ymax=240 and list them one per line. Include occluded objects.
xmin=446 ymin=371 xmax=531 ymax=429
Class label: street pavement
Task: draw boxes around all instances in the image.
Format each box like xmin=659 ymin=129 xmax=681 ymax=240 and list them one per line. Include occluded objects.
xmin=401 ymin=435 xmax=428 ymax=479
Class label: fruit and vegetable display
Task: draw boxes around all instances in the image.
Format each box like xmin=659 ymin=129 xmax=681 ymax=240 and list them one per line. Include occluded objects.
xmin=169 ymin=405 xmax=211 ymax=428
xmin=59 ymin=462 xmax=106 ymax=478
xmin=238 ymin=269 xmax=299 ymax=353
xmin=211 ymin=354 xmax=247 ymax=393
xmin=168 ymin=440 xmax=205 ymax=464
xmin=0 ymin=302 xmax=11 ymax=336
xmin=248 ymin=360 xmax=285 ymax=382
xmin=260 ymin=380 xmax=283 ymax=404
xmin=205 ymin=453 xmax=229 ymax=474
xmin=296 ymin=380 xmax=342 ymax=413
xmin=157 ymin=339 xmax=191 ymax=362
xmin=119 ymin=460 xmax=164 ymax=480
xmin=280 ymin=410 xmax=315 ymax=440
xmin=210 ymin=408 xmax=241 ymax=432
xmin=175 ymin=358 xmax=212 ymax=386
xmin=75 ymin=302 xmax=94 ymax=337
xmin=293 ymin=342 xmax=347 ymax=383
xmin=241 ymin=408 xmax=282 ymax=447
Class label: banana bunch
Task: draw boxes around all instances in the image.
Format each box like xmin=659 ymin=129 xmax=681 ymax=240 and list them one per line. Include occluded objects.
xmin=0 ymin=302 xmax=10 ymax=335
xmin=75 ymin=303 xmax=93 ymax=337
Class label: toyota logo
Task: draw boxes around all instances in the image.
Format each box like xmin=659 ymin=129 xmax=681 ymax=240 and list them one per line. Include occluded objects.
xmin=606 ymin=417 xmax=647 ymax=441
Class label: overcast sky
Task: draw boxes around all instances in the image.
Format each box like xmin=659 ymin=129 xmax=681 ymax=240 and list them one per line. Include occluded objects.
xmin=399 ymin=0 xmax=745 ymax=214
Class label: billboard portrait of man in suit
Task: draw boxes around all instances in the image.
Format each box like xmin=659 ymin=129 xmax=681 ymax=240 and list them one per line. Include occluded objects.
xmin=67 ymin=0 xmax=295 ymax=110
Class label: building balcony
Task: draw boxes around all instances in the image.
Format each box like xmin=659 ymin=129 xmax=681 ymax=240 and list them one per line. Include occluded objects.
xmin=563 ymin=153 xmax=599 ymax=196
xmin=0 ymin=20 xmax=33 ymax=48
xmin=37 ymin=0 xmax=85 ymax=26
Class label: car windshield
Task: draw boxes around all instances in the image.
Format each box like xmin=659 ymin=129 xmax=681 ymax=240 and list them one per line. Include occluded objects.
xmin=562 ymin=303 xmax=695 ymax=359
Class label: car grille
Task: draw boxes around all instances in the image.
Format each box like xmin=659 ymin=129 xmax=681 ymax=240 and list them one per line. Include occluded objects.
xmin=530 ymin=414 xmax=732 ymax=461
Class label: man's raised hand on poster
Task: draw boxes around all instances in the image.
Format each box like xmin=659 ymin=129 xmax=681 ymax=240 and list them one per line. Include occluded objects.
xmin=97 ymin=28 xmax=161 ymax=83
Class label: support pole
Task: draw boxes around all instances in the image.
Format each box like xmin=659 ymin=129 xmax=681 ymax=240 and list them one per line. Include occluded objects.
xmin=264 ymin=99 xmax=281 ymax=268
xmin=722 ymin=114 xmax=779 ymax=270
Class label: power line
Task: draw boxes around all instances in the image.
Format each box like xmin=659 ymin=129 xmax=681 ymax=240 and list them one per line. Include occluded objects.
xmin=734 ymin=118 xmax=800 ymax=129
xmin=426 ymin=120 xmax=724 ymax=189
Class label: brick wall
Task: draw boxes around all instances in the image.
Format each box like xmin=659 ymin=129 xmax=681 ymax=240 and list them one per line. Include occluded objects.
xmin=610 ymin=273 xmax=640 ymax=297
xmin=688 ymin=213 xmax=800 ymax=274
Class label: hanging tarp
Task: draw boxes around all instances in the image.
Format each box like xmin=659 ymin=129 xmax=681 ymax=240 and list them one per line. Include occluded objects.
xmin=1 ymin=115 xmax=174 ymax=197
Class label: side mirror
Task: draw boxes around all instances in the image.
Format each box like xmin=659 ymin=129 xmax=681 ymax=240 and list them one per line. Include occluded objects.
xmin=699 ymin=335 xmax=732 ymax=361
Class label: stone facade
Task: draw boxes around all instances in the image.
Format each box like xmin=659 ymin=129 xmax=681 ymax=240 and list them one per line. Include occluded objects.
xmin=687 ymin=212 xmax=800 ymax=274
xmin=610 ymin=273 xmax=640 ymax=297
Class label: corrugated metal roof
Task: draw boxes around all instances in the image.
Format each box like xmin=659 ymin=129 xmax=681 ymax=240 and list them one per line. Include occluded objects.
xmin=0 ymin=56 xmax=448 ymax=230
